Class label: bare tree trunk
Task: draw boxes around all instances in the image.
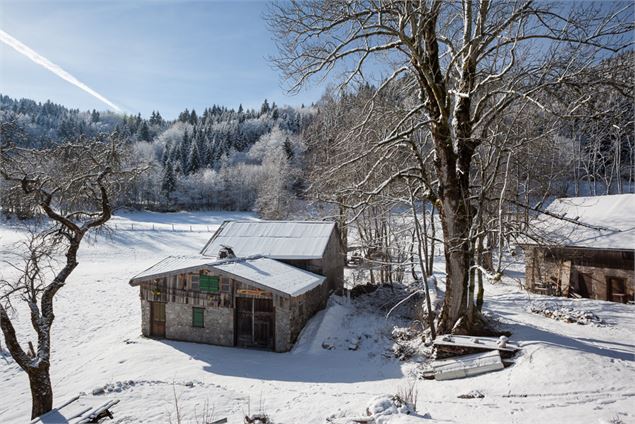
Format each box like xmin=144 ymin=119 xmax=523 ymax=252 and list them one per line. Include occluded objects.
xmin=28 ymin=366 xmax=53 ymax=419
xmin=476 ymin=236 xmax=485 ymax=312
xmin=429 ymin=207 xmax=436 ymax=274
xmin=436 ymin=187 xmax=472 ymax=334
xmin=409 ymin=185 xmax=436 ymax=339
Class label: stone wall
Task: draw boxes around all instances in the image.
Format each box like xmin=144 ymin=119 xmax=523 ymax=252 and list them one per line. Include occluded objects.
xmin=322 ymin=228 xmax=345 ymax=293
xmin=288 ymin=281 xmax=329 ymax=345
xmin=165 ymin=302 xmax=234 ymax=346
xmin=274 ymin=305 xmax=291 ymax=352
xmin=140 ymin=297 xmax=151 ymax=336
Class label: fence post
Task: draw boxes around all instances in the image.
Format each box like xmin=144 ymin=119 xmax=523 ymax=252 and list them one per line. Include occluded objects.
xmin=172 ymin=224 xmax=175 ymax=231
xmin=131 ymin=224 xmax=134 ymax=231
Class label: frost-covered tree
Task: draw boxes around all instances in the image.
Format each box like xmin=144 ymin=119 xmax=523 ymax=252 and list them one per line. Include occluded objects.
xmin=180 ymin=129 xmax=191 ymax=174
xmin=138 ymin=121 xmax=151 ymax=142
xmin=187 ymin=142 xmax=202 ymax=174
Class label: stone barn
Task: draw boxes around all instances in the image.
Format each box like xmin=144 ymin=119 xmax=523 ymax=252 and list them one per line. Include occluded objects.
xmin=520 ymin=194 xmax=634 ymax=303
xmin=129 ymin=220 xmax=344 ymax=352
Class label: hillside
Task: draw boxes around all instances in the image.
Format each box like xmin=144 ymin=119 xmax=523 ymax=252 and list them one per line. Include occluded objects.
xmin=0 ymin=212 xmax=632 ymax=423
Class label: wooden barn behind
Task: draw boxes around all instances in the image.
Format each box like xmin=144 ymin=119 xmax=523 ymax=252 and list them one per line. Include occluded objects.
xmin=520 ymin=194 xmax=634 ymax=303
xmin=129 ymin=220 xmax=344 ymax=352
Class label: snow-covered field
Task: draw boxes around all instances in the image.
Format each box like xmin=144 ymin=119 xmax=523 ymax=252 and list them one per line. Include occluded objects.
xmin=0 ymin=211 xmax=633 ymax=423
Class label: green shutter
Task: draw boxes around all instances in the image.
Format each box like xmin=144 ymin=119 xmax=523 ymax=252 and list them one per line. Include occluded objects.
xmin=192 ymin=307 xmax=204 ymax=327
xmin=200 ymin=275 xmax=219 ymax=293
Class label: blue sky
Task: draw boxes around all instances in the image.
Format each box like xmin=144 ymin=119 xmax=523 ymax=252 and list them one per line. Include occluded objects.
xmin=0 ymin=0 xmax=326 ymax=118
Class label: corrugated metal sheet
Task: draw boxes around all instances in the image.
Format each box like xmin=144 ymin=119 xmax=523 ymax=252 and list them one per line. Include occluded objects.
xmin=432 ymin=350 xmax=504 ymax=381
xmin=213 ymin=257 xmax=325 ymax=297
xmin=129 ymin=255 xmax=325 ymax=297
xmin=130 ymin=256 xmax=214 ymax=281
xmin=200 ymin=220 xmax=336 ymax=259
xmin=524 ymin=194 xmax=635 ymax=250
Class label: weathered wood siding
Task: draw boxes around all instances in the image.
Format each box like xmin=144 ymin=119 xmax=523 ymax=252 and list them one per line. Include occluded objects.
xmin=524 ymin=246 xmax=634 ymax=302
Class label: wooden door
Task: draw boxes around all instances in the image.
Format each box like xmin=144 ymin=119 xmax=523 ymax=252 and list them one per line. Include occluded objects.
xmin=235 ymin=297 xmax=274 ymax=349
xmin=235 ymin=297 xmax=253 ymax=347
xmin=577 ymin=273 xmax=593 ymax=298
xmin=150 ymin=302 xmax=166 ymax=338
xmin=253 ymin=298 xmax=274 ymax=349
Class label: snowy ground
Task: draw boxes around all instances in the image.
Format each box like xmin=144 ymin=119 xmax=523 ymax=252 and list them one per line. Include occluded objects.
xmin=0 ymin=211 xmax=633 ymax=423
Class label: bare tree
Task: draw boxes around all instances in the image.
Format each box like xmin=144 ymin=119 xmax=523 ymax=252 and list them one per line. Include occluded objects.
xmin=0 ymin=132 xmax=138 ymax=419
xmin=267 ymin=0 xmax=633 ymax=334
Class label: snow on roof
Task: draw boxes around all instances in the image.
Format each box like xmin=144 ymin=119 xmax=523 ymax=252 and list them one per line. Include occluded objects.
xmin=213 ymin=256 xmax=326 ymax=297
xmin=130 ymin=256 xmax=215 ymax=281
xmin=129 ymin=255 xmax=326 ymax=297
xmin=523 ymin=194 xmax=635 ymax=250
xmin=200 ymin=220 xmax=336 ymax=259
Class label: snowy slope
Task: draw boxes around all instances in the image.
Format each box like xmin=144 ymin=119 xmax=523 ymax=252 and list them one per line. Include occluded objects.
xmin=0 ymin=211 xmax=633 ymax=423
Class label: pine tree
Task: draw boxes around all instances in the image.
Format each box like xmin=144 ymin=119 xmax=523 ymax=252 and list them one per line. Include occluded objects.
xmin=138 ymin=121 xmax=151 ymax=141
xmin=161 ymin=161 xmax=176 ymax=198
xmin=178 ymin=109 xmax=190 ymax=123
xmin=180 ymin=129 xmax=191 ymax=173
xmin=189 ymin=109 xmax=198 ymax=125
xmin=187 ymin=142 xmax=201 ymax=174
xmin=162 ymin=142 xmax=171 ymax=166
xmin=206 ymin=135 xmax=217 ymax=168
xmin=149 ymin=111 xmax=164 ymax=126
xmin=196 ymin=130 xmax=207 ymax=166
xmin=283 ymin=137 xmax=294 ymax=160
xmin=91 ymin=109 xmax=100 ymax=122
xmin=260 ymin=99 xmax=271 ymax=115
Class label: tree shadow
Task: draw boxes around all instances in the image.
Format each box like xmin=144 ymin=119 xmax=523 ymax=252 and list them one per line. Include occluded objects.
xmin=489 ymin=310 xmax=634 ymax=362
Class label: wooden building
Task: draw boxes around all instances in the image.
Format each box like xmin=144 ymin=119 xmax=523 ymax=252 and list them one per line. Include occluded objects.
xmin=129 ymin=220 xmax=344 ymax=351
xmin=521 ymin=194 xmax=634 ymax=303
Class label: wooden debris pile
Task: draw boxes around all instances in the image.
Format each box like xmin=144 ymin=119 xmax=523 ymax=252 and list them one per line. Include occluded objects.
xmin=528 ymin=303 xmax=605 ymax=325
xmin=420 ymin=335 xmax=521 ymax=381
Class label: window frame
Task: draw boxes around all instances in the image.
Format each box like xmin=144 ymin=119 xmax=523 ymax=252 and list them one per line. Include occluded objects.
xmin=200 ymin=275 xmax=220 ymax=293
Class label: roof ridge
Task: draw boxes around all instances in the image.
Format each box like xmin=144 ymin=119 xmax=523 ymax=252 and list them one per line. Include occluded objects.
xmin=226 ymin=220 xmax=335 ymax=224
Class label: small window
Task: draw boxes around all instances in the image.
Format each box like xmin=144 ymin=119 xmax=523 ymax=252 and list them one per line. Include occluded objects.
xmin=191 ymin=275 xmax=200 ymax=291
xmin=200 ymin=275 xmax=220 ymax=292
xmin=192 ymin=307 xmax=204 ymax=327
xmin=220 ymin=277 xmax=231 ymax=293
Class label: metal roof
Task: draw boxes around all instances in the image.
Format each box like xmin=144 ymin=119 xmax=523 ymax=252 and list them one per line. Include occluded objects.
xmin=213 ymin=256 xmax=325 ymax=297
xmin=200 ymin=220 xmax=337 ymax=259
xmin=522 ymin=194 xmax=635 ymax=250
xmin=130 ymin=256 xmax=215 ymax=281
xmin=129 ymin=255 xmax=326 ymax=297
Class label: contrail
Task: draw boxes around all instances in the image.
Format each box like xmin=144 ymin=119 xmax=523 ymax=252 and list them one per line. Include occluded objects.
xmin=0 ymin=29 xmax=122 ymax=113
